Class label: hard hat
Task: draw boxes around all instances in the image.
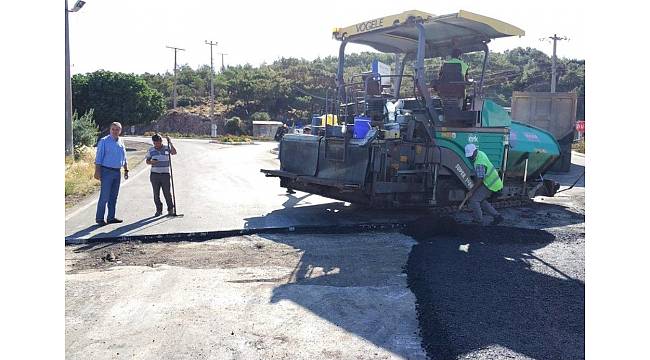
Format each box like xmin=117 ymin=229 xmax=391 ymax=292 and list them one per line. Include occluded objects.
xmin=465 ymin=143 xmax=477 ymax=157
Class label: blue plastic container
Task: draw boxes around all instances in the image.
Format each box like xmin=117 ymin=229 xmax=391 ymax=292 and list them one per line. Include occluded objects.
xmin=353 ymin=116 xmax=372 ymax=139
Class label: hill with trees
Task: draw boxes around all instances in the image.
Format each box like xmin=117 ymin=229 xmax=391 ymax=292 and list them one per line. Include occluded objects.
xmin=72 ymin=47 xmax=585 ymax=135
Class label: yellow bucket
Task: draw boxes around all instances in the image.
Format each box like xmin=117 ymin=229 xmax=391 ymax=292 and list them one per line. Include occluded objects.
xmin=318 ymin=114 xmax=338 ymax=126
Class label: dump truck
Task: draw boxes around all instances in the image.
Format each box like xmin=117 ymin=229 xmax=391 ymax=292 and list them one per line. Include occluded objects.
xmin=510 ymin=91 xmax=578 ymax=173
xmin=262 ymin=10 xmax=561 ymax=209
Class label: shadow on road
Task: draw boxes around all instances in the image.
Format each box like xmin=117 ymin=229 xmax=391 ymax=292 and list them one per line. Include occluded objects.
xmin=246 ymin=195 xmax=585 ymax=231
xmin=244 ymin=206 xmax=584 ymax=359
xmin=263 ymin=231 xmax=424 ymax=358
xmin=245 ymin=197 xmax=425 ymax=229
xmin=405 ymin=222 xmax=584 ymax=360
xmin=65 ymin=223 xmax=106 ymax=241
xmin=281 ymin=193 xmax=312 ymax=209
xmin=65 ymin=215 xmax=175 ymax=241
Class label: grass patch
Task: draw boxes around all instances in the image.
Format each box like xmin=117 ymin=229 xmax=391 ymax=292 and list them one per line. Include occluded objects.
xmin=572 ymin=138 xmax=585 ymax=154
xmin=65 ymin=147 xmax=99 ymax=208
xmin=216 ymin=134 xmax=253 ymax=143
xmin=215 ymin=135 xmax=276 ymax=143
xmin=65 ymin=140 xmax=149 ymax=209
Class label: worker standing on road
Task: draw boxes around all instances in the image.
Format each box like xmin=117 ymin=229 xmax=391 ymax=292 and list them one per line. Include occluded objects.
xmin=464 ymin=144 xmax=504 ymax=225
xmin=94 ymin=122 xmax=129 ymax=225
xmin=146 ymin=134 xmax=177 ymax=216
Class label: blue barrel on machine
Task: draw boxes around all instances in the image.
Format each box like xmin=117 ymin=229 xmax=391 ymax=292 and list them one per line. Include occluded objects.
xmin=353 ymin=116 xmax=372 ymax=139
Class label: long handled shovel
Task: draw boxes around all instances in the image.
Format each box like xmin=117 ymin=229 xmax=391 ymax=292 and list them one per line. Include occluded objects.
xmin=457 ymin=190 xmax=472 ymax=212
xmin=167 ymin=137 xmax=184 ymax=217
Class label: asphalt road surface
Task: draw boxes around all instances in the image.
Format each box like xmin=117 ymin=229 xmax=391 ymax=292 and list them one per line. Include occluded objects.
xmin=65 ymin=138 xmax=585 ymax=359
xmin=65 ymin=137 xmax=425 ymax=241
xmin=405 ymin=219 xmax=584 ymax=360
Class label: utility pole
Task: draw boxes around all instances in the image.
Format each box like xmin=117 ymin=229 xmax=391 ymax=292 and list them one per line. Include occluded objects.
xmin=65 ymin=0 xmax=86 ymax=156
xmin=217 ymin=52 xmax=228 ymax=72
xmin=547 ymin=34 xmax=568 ymax=93
xmin=205 ymin=40 xmax=218 ymax=119
xmin=166 ymin=46 xmax=185 ymax=108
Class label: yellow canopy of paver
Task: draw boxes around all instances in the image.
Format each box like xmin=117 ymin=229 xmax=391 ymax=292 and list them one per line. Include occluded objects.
xmin=332 ymin=10 xmax=525 ymax=56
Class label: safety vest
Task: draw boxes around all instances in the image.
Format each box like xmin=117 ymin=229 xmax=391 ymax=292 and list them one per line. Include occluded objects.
xmin=474 ymin=150 xmax=503 ymax=192
xmin=445 ymin=58 xmax=469 ymax=78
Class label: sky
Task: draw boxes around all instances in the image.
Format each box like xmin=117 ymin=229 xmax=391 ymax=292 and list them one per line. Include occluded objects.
xmin=68 ymin=0 xmax=586 ymax=75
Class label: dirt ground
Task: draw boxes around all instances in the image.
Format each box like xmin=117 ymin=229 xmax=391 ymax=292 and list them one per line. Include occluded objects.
xmin=66 ymin=233 xmax=427 ymax=360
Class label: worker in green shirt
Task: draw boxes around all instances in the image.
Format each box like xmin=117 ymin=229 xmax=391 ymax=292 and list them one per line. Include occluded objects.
xmin=463 ymin=144 xmax=504 ymax=225
xmin=440 ymin=48 xmax=469 ymax=81
xmin=438 ymin=48 xmax=469 ymax=110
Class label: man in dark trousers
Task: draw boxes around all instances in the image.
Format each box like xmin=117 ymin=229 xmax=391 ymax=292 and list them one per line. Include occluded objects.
xmin=94 ymin=122 xmax=129 ymax=225
xmin=146 ymin=134 xmax=177 ymax=216
xmin=464 ymin=143 xmax=504 ymax=225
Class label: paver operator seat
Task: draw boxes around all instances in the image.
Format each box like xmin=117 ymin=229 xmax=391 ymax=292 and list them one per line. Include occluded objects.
xmin=435 ymin=63 xmax=466 ymax=109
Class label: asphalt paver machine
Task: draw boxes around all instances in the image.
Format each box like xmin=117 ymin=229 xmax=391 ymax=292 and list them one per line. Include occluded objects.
xmin=262 ymin=10 xmax=560 ymax=209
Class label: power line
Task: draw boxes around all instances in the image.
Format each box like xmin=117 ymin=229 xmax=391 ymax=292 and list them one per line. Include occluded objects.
xmin=293 ymin=86 xmax=336 ymax=103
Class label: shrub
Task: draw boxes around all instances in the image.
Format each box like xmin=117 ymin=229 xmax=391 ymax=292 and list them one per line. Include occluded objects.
xmin=224 ymin=117 xmax=243 ymax=135
xmin=218 ymin=135 xmax=252 ymax=143
xmin=73 ymin=109 xmax=99 ymax=158
xmin=177 ymin=96 xmax=193 ymax=107
xmin=240 ymin=118 xmax=253 ymax=135
xmin=167 ymin=96 xmax=193 ymax=108
xmin=251 ymin=112 xmax=271 ymax=122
